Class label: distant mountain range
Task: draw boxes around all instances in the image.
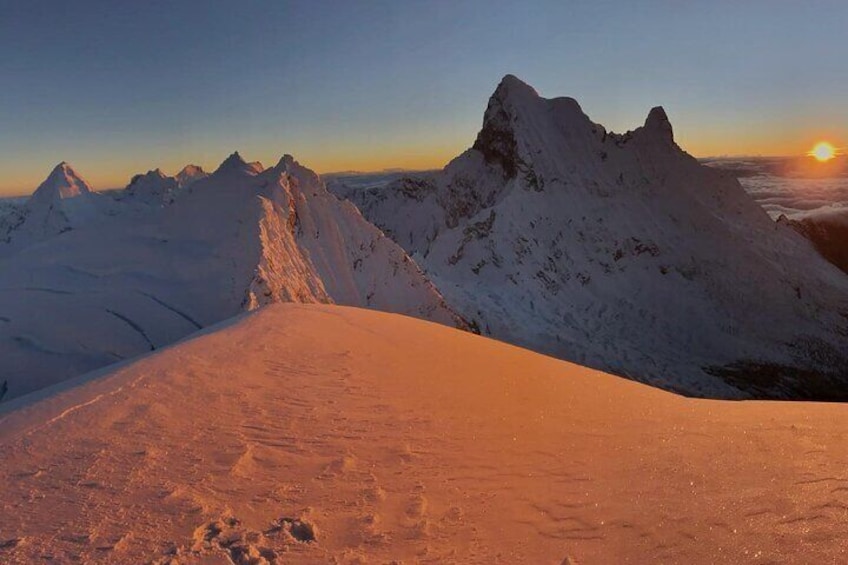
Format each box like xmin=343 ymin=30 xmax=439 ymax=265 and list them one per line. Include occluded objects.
xmin=2 ymin=75 xmax=847 ymax=402
xmin=0 ymin=153 xmax=462 ymax=401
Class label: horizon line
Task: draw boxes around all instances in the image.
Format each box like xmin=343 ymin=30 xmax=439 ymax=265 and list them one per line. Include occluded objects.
xmin=0 ymin=153 xmax=818 ymax=198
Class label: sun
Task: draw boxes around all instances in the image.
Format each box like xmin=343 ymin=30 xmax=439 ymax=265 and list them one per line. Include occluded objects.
xmin=809 ymin=141 xmax=836 ymax=162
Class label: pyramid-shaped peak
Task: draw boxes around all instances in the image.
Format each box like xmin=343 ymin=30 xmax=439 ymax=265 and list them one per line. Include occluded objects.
xmin=222 ymin=151 xmax=246 ymax=164
xmin=32 ymin=161 xmax=92 ymax=202
xmin=216 ymin=151 xmax=248 ymax=171
xmin=212 ymin=152 xmax=266 ymax=177
xmin=644 ymin=106 xmax=674 ymax=141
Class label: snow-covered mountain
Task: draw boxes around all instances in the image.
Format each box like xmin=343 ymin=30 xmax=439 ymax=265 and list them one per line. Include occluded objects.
xmin=122 ymin=165 xmax=213 ymax=206
xmin=121 ymin=168 xmax=178 ymax=205
xmin=338 ymin=75 xmax=848 ymax=399
xmin=175 ymin=163 xmax=209 ymax=188
xmin=0 ymin=162 xmax=112 ymax=252
xmin=0 ymin=153 xmax=462 ymax=401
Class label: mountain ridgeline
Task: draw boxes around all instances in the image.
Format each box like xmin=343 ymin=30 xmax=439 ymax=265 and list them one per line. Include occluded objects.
xmin=336 ymin=75 xmax=848 ymax=400
xmin=2 ymin=74 xmax=848 ymax=402
xmin=0 ymin=154 xmax=463 ymax=401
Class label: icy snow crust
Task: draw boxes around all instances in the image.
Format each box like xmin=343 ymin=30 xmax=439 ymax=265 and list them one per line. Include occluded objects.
xmin=341 ymin=75 xmax=848 ymax=399
xmin=0 ymin=154 xmax=460 ymax=400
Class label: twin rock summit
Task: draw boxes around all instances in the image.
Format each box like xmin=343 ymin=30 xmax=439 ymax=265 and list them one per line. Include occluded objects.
xmin=2 ymin=75 xmax=847 ymax=402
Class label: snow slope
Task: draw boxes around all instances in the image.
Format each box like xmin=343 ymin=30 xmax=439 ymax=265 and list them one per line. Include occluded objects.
xmin=2 ymin=303 xmax=847 ymax=564
xmin=0 ymin=154 xmax=461 ymax=401
xmin=341 ymin=75 xmax=848 ymax=399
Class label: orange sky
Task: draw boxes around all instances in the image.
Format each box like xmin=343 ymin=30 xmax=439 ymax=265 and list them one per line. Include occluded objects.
xmin=0 ymin=125 xmax=843 ymax=196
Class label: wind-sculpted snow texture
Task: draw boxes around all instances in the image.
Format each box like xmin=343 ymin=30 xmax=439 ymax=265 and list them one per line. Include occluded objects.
xmin=3 ymin=304 xmax=848 ymax=564
xmin=340 ymin=75 xmax=848 ymax=399
xmin=0 ymin=155 xmax=461 ymax=400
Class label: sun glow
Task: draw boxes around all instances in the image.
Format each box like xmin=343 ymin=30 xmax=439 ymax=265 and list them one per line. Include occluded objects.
xmin=809 ymin=141 xmax=836 ymax=162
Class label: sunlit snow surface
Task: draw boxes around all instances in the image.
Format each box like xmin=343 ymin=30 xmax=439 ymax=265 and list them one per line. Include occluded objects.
xmin=2 ymin=304 xmax=848 ymax=564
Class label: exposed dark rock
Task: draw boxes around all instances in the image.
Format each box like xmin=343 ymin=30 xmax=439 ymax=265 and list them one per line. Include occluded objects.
xmin=781 ymin=213 xmax=848 ymax=275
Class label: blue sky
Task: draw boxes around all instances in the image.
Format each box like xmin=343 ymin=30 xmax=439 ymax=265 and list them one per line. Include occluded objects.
xmin=1 ymin=0 xmax=846 ymax=194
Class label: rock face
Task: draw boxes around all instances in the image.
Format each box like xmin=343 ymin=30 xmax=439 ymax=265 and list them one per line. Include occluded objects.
xmin=339 ymin=75 xmax=848 ymax=399
xmin=0 ymin=154 xmax=462 ymax=401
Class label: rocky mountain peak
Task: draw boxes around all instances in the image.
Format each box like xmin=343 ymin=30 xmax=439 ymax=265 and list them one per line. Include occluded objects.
xmin=215 ymin=151 xmax=250 ymax=174
xmin=643 ymin=106 xmax=674 ymax=142
xmin=471 ymin=75 xmax=538 ymax=178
